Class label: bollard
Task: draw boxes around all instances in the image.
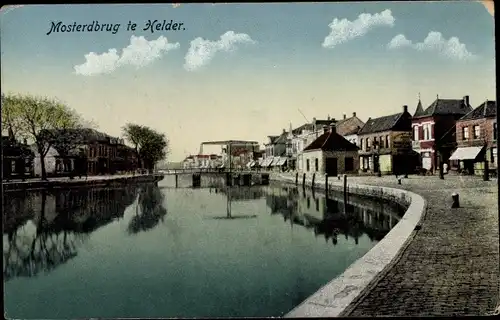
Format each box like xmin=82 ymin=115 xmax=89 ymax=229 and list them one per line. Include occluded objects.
xmin=325 ymin=174 xmax=329 ymax=194
xmin=343 ymin=174 xmax=348 ymax=211
xmin=404 ymin=173 xmax=408 ymax=178
xmin=451 ymin=193 xmax=460 ymax=208
xmin=312 ymin=173 xmax=316 ymax=189
xmin=175 ymin=174 xmax=179 ymax=188
xmin=398 ymin=178 xmax=402 ymax=185
xmin=302 ymin=173 xmax=306 ymax=187
xmin=295 ymin=172 xmax=299 ymax=185
xmin=338 ymin=175 xmax=341 ymax=180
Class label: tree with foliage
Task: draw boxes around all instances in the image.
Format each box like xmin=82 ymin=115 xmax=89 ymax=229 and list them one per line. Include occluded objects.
xmin=1 ymin=93 xmax=85 ymax=180
xmin=122 ymin=123 xmax=169 ymax=172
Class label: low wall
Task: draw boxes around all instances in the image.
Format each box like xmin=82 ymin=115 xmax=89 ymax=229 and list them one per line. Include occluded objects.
xmin=3 ymin=174 xmax=164 ymax=192
xmin=270 ymin=173 xmax=427 ymax=318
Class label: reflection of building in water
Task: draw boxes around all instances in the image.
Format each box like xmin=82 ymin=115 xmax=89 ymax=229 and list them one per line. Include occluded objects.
xmin=3 ymin=185 xmax=141 ymax=281
xmin=215 ymin=186 xmax=265 ymax=202
xmin=264 ymin=185 xmax=404 ymax=245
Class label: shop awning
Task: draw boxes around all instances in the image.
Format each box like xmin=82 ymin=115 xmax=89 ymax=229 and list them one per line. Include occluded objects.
xmin=270 ymin=157 xmax=281 ymax=166
xmin=246 ymin=161 xmax=255 ymax=168
xmin=277 ymin=157 xmax=287 ymax=166
xmin=449 ymin=146 xmax=484 ymax=161
xmin=261 ymin=158 xmax=272 ymax=167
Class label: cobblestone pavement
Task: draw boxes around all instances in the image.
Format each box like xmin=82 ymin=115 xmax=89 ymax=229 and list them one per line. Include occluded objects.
xmin=336 ymin=174 xmax=500 ymax=316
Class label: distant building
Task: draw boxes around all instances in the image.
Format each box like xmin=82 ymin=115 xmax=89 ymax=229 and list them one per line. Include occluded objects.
xmin=2 ymin=136 xmax=34 ymax=180
xmin=290 ymin=117 xmax=335 ymax=172
xmin=357 ymin=105 xmax=417 ymax=175
xmin=335 ymin=112 xmax=365 ymax=146
xmin=412 ymin=95 xmax=472 ymax=172
xmin=302 ymin=123 xmax=359 ymax=176
xmin=450 ymin=100 xmax=497 ymax=175
xmin=182 ymin=154 xmax=223 ymax=169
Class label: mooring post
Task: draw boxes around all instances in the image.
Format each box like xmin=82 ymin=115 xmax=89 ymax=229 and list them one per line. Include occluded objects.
xmin=451 ymin=193 xmax=460 ymax=208
xmin=398 ymin=177 xmax=402 ymax=185
xmin=484 ymin=159 xmax=489 ymax=181
xmin=312 ymin=173 xmax=316 ymax=189
xmin=302 ymin=173 xmax=306 ymax=187
xmin=325 ymin=174 xmax=329 ymax=194
xmin=343 ymin=174 xmax=348 ymax=212
xmin=175 ymin=174 xmax=178 ymax=188
xmin=295 ymin=172 xmax=299 ymax=185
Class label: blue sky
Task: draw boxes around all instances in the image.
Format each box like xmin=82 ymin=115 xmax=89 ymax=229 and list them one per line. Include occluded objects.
xmin=1 ymin=2 xmax=495 ymax=161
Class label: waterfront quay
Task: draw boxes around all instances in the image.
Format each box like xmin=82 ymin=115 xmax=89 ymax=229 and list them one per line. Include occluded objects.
xmin=2 ymin=173 xmax=164 ymax=192
xmin=281 ymin=173 xmax=499 ymax=317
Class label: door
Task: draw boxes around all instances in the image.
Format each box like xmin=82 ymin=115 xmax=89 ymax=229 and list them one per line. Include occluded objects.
xmin=422 ymin=156 xmax=432 ymax=170
xmin=325 ymin=157 xmax=338 ymax=176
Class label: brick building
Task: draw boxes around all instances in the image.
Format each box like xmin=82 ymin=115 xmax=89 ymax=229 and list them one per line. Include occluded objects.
xmin=412 ymin=95 xmax=473 ymax=173
xmin=450 ymin=100 xmax=497 ymax=175
xmin=357 ymin=105 xmax=418 ymax=175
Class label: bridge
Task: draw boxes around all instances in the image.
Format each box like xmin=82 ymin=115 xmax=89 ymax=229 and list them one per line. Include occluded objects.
xmin=158 ymin=168 xmax=270 ymax=188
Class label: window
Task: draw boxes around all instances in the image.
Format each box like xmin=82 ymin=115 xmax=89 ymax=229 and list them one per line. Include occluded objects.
xmin=413 ymin=125 xmax=419 ymax=141
xmin=423 ymin=124 xmax=431 ymax=140
xmin=366 ymin=138 xmax=371 ymax=151
xmin=306 ymin=159 xmax=310 ymax=172
xmin=462 ymin=127 xmax=469 ymax=140
xmin=379 ymin=136 xmax=384 ymax=148
xmin=473 ymin=125 xmax=480 ymax=139
xmin=315 ymin=198 xmax=319 ymax=211
xmin=491 ymin=148 xmax=497 ymax=164
xmin=345 ymin=157 xmax=354 ymax=171
xmin=11 ymin=160 xmax=16 ymax=172
xmin=494 ymin=123 xmax=498 ymax=140
xmin=360 ymin=138 xmax=364 ymax=151
xmin=385 ymin=135 xmax=390 ymax=149
xmin=315 ymin=158 xmax=319 ymax=171
xmin=307 ymin=197 xmax=310 ymax=209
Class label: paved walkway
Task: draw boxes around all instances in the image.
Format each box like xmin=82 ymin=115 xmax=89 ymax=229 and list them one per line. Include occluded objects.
xmin=281 ymin=173 xmax=499 ymax=316
xmin=339 ymin=175 xmax=499 ymax=316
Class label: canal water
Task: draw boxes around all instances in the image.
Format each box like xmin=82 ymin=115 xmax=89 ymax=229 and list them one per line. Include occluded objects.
xmin=3 ymin=177 xmax=406 ymax=318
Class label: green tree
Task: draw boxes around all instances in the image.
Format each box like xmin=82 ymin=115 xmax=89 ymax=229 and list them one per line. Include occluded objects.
xmin=122 ymin=123 xmax=169 ymax=172
xmin=1 ymin=93 xmax=85 ymax=180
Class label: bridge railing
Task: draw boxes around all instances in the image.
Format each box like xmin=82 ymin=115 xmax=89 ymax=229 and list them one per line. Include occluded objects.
xmin=160 ymin=167 xmax=270 ymax=175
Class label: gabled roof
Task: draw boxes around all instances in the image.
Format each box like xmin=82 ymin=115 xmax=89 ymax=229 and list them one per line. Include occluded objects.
xmin=267 ymin=135 xmax=279 ymax=143
xmin=342 ymin=126 xmax=362 ymax=136
xmin=459 ymin=100 xmax=497 ymax=121
xmin=303 ymin=129 xmax=359 ymax=152
xmin=414 ymin=98 xmax=472 ymax=118
xmin=335 ymin=116 xmax=365 ymax=136
xmin=358 ymin=113 xmax=403 ymax=135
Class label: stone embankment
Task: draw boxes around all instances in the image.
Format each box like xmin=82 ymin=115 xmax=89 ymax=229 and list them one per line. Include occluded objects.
xmin=273 ymin=173 xmax=498 ymax=317
xmin=3 ymin=174 xmax=164 ymax=192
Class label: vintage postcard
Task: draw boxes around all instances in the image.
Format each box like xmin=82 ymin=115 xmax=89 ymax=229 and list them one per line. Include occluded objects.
xmin=1 ymin=1 xmax=497 ymax=318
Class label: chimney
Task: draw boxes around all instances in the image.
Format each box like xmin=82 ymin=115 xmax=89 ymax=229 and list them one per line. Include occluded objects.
xmin=403 ymin=105 xmax=408 ymax=113
xmin=323 ymin=125 xmax=329 ymax=134
xmin=353 ymin=112 xmax=356 ymax=117
xmin=329 ymin=122 xmax=336 ymax=134
xmin=463 ymin=95 xmax=470 ymax=106
xmin=343 ymin=114 xmax=346 ymax=120
xmin=283 ymin=128 xmax=286 ymax=134
xmin=312 ymin=117 xmax=317 ymax=124
xmin=327 ymin=115 xmax=330 ymax=121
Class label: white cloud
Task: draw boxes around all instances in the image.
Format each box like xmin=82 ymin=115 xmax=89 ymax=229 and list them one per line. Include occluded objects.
xmin=387 ymin=34 xmax=412 ymax=49
xmin=184 ymin=31 xmax=256 ymax=71
xmin=74 ymin=35 xmax=180 ymax=76
xmin=322 ymin=9 xmax=395 ymax=48
xmin=387 ymin=31 xmax=476 ymax=61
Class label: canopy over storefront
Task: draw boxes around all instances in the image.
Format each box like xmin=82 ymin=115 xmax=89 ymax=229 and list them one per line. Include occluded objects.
xmin=276 ymin=157 xmax=287 ymax=166
xmin=449 ymin=146 xmax=484 ymax=161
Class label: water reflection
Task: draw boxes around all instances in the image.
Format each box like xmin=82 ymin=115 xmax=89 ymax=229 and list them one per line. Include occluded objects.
xmin=3 ymin=185 xmax=142 ymax=282
xmin=208 ymin=186 xmax=262 ymax=220
xmin=265 ymin=185 xmax=405 ymax=245
xmin=127 ymin=185 xmax=168 ymax=234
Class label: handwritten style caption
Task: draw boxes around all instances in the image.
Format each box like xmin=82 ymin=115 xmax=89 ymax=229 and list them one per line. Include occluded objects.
xmin=46 ymin=20 xmax=185 ymax=36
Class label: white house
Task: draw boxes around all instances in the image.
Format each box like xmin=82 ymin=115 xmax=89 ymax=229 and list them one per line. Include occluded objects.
xmin=302 ymin=124 xmax=359 ymax=177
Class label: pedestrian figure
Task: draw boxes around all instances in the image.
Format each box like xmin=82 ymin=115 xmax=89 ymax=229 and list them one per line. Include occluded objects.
xmin=443 ymin=163 xmax=448 ymax=174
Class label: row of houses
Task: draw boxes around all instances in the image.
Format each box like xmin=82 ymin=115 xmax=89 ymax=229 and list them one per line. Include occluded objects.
xmin=2 ymin=128 xmax=143 ymax=180
xmin=260 ymin=95 xmax=497 ymax=177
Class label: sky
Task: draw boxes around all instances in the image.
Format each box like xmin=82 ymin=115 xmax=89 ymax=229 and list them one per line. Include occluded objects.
xmin=1 ymin=2 xmax=496 ymax=162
